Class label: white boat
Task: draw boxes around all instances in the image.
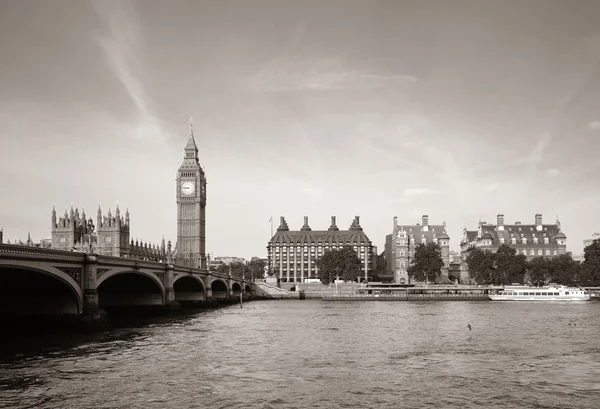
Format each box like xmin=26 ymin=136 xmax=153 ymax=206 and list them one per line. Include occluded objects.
xmin=489 ymin=284 xmax=590 ymax=301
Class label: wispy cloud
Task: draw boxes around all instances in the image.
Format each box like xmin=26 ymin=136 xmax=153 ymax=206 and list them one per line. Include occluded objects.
xmin=247 ymin=27 xmax=418 ymax=92
xmin=588 ymin=121 xmax=600 ymax=130
xmin=91 ymin=0 xmax=168 ymax=146
xmin=546 ymin=168 xmax=560 ymax=176
xmin=526 ymin=134 xmax=552 ymax=165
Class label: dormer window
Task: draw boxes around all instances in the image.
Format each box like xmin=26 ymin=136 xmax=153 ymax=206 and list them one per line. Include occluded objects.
xmin=522 ymin=238 xmax=527 ymax=245
xmin=500 ymin=237 xmax=505 ymax=244
xmin=511 ymin=238 xmax=516 ymax=244
xmin=533 ymin=237 xmax=538 ymax=244
xmin=544 ymin=237 xmax=549 ymax=244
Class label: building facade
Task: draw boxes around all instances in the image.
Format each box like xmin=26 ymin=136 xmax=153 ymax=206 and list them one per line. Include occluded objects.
xmin=175 ymin=120 xmax=207 ymax=269
xmin=460 ymin=214 xmax=567 ymax=283
xmin=389 ymin=215 xmax=450 ymax=284
xmin=267 ymin=216 xmax=375 ymax=283
xmin=50 ymin=205 xmax=168 ymax=260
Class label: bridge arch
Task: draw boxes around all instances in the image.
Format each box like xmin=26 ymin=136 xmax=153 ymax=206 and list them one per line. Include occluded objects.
xmin=173 ymin=274 xmax=206 ymax=303
xmin=0 ymin=261 xmax=82 ymax=316
xmin=232 ymin=282 xmax=242 ymax=297
xmin=210 ymin=278 xmax=228 ymax=300
xmin=97 ymin=268 xmax=165 ymax=308
xmin=244 ymin=284 xmax=252 ymax=296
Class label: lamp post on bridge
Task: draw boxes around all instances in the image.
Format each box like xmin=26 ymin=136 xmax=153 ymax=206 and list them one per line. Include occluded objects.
xmin=85 ymin=218 xmax=95 ymax=253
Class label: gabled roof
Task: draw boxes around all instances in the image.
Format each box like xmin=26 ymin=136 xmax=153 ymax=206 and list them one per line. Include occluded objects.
xmin=269 ymin=216 xmax=372 ymax=246
xmin=476 ymin=223 xmax=565 ymax=244
xmin=396 ymin=224 xmax=449 ymax=243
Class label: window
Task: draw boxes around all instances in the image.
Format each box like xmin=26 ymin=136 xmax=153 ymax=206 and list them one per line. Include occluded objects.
xmin=522 ymin=238 xmax=527 ymax=245
xmin=544 ymin=237 xmax=549 ymax=244
xmin=511 ymin=238 xmax=516 ymax=244
xmin=530 ymin=249 xmax=535 ymax=255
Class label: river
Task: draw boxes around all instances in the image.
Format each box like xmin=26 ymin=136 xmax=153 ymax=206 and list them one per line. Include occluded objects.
xmin=1 ymin=300 xmax=599 ymax=408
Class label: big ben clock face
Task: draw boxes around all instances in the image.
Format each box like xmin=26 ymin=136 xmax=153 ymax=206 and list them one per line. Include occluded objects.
xmin=181 ymin=181 xmax=195 ymax=195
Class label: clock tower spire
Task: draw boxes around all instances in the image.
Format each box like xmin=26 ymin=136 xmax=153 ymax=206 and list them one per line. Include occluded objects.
xmin=176 ymin=117 xmax=206 ymax=269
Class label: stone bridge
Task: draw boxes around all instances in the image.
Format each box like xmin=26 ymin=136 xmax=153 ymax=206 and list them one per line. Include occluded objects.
xmin=0 ymin=244 xmax=252 ymax=322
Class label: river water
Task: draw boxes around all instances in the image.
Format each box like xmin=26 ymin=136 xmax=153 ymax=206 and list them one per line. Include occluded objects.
xmin=1 ymin=300 xmax=599 ymax=409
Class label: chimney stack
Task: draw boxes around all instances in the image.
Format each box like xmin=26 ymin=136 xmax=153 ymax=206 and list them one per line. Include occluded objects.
xmin=422 ymin=215 xmax=429 ymax=226
xmin=535 ymin=214 xmax=542 ymax=231
xmin=328 ymin=216 xmax=339 ymax=231
xmin=497 ymin=214 xmax=504 ymax=230
xmin=393 ymin=216 xmax=398 ymax=231
xmin=301 ymin=216 xmax=311 ymax=231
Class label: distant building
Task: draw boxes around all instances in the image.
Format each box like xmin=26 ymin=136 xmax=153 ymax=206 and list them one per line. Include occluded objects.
xmin=213 ymin=256 xmax=247 ymax=265
xmin=267 ymin=216 xmax=375 ymax=283
xmin=460 ymin=214 xmax=567 ymax=283
xmin=389 ymin=215 xmax=450 ymax=284
xmin=0 ymin=227 xmax=3 ymax=244
xmin=51 ymin=205 xmax=168 ymax=260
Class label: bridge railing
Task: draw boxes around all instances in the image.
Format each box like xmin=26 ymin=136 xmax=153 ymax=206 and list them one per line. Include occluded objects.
xmin=0 ymin=243 xmax=86 ymax=261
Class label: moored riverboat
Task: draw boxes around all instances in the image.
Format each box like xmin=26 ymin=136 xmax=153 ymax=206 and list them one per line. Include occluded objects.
xmin=489 ymin=284 xmax=590 ymax=301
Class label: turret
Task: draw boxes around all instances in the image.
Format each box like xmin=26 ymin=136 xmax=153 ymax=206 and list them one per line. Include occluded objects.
xmin=97 ymin=206 xmax=102 ymax=229
xmin=115 ymin=205 xmax=121 ymax=227
xmin=125 ymin=208 xmax=130 ymax=226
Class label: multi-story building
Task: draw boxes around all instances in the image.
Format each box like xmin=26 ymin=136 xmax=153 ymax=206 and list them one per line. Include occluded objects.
xmin=389 ymin=215 xmax=450 ymax=284
xmin=51 ymin=205 xmax=168 ymax=260
xmin=460 ymin=214 xmax=567 ymax=282
xmin=267 ymin=216 xmax=375 ymax=283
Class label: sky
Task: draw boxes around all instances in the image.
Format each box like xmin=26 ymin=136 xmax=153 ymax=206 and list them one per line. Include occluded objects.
xmin=1 ymin=0 xmax=599 ymax=258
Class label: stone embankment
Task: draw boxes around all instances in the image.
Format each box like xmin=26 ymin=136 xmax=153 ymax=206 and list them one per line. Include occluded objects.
xmin=253 ymin=281 xmax=300 ymax=299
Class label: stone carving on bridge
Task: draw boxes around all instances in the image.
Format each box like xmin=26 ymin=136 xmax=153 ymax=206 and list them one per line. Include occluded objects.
xmin=59 ymin=267 xmax=82 ymax=285
xmin=96 ymin=268 xmax=109 ymax=278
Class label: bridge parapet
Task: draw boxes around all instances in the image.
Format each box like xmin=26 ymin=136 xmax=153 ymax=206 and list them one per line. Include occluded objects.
xmin=0 ymin=243 xmax=85 ymax=262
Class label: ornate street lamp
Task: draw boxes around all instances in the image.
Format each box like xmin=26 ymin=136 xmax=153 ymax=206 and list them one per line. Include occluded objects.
xmin=86 ymin=218 xmax=95 ymax=253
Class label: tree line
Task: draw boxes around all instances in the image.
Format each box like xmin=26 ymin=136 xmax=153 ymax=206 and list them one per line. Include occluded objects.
xmin=466 ymin=239 xmax=600 ymax=286
xmin=214 ymin=258 xmax=266 ymax=281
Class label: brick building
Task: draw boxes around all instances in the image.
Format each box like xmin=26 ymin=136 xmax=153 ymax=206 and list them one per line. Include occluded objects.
xmin=459 ymin=214 xmax=567 ymax=283
xmin=388 ymin=215 xmax=450 ymax=284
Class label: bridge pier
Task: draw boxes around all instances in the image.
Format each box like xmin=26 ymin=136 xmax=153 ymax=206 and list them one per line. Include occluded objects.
xmin=163 ymin=263 xmax=180 ymax=311
xmin=203 ymin=274 xmax=213 ymax=301
xmin=82 ymin=254 xmax=107 ymax=324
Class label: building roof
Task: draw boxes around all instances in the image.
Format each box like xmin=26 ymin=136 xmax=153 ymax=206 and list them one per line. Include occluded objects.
xmin=395 ymin=224 xmax=448 ymax=243
xmin=462 ymin=221 xmax=566 ymax=246
xmin=269 ymin=216 xmax=372 ymax=246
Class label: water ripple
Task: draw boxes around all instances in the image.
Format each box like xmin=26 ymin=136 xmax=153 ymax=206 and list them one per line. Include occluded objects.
xmin=1 ymin=301 xmax=600 ymax=408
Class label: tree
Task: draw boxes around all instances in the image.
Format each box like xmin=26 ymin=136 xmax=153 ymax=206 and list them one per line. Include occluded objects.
xmin=582 ymin=239 xmax=600 ymax=286
xmin=316 ymin=246 xmax=363 ymax=285
xmin=465 ymin=248 xmax=496 ymax=284
xmin=494 ymin=245 xmax=527 ymax=285
xmin=216 ymin=262 xmax=246 ymax=278
xmin=549 ymin=254 xmax=582 ymax=286
xmin=247 ymin=258 xmax=266 ymax=281
xmin=527 ymin=257 xmax=553 ymax=286
xmin=407 ymin=243 xmax=444 ymax=284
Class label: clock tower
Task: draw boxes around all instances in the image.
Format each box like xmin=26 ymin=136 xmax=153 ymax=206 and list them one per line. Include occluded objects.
xmin=176 ymin=118 xmax=207 ymax=268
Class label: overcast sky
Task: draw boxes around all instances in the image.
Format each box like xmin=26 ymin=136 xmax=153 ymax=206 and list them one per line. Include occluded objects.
xmin=1 ymin=0 xmax=599 ymax=258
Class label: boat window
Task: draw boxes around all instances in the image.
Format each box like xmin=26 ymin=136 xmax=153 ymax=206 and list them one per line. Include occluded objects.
xmin=542 ymin=292 xmax=547 ymax=296
xmin=554 ymin=292 xmax=559 ymax=296
xmin=565 ymin=292 xmax=569 ymax=295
